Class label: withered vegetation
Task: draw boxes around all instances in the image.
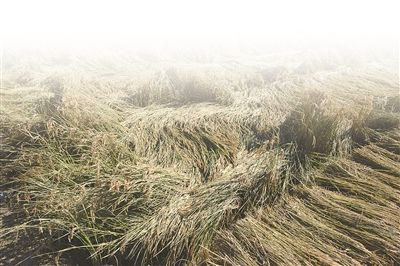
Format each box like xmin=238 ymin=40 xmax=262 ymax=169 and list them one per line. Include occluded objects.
xmin=1 ymin=52 xmax=399 ymax=265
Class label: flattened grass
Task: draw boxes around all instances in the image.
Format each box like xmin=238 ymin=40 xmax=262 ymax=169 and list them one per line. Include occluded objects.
xmin=1 ymin=60 xmax=399 ymax=265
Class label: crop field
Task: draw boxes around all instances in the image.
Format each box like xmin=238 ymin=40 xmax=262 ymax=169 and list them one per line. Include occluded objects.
xmin=0 ymin=48 xmax=399 ymax=265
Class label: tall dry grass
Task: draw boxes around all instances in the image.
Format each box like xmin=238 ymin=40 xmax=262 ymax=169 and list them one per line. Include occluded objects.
xmin=1 ymin=53 xmax=399 ymax=265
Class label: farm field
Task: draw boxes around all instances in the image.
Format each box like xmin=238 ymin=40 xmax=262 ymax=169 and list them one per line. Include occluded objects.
xmin=0 ymin=47 xmax=399 ymax=265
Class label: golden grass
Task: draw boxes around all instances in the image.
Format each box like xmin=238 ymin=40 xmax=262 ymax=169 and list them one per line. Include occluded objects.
xmin=1 ymin=53 xmax=399 ymax=265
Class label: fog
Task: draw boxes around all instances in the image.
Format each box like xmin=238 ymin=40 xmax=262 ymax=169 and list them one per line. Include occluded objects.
xmin=1 ymin=0 xmax=398 ymax=51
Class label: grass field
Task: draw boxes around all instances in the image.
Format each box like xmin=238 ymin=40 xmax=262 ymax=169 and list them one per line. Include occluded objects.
xmin=1 ymin=47 xmax=399 ymax=265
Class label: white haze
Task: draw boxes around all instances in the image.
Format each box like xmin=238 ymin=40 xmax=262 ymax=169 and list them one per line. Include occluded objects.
xmin=0 ymin=0 xmax=398 ymax=51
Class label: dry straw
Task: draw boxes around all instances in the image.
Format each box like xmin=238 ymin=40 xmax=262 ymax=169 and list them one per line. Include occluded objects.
xmin=1 ymin=59 xmax=399 ymax=265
